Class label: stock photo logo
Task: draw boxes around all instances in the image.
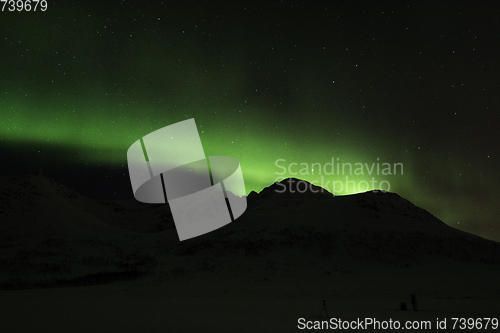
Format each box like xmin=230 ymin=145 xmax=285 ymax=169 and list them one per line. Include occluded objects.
xmin=127 ymin=119 xmax=247 ymax=241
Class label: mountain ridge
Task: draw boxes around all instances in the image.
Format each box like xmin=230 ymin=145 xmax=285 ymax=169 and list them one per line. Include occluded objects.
xmin=1 ymin=174 xmax=499 ymax=289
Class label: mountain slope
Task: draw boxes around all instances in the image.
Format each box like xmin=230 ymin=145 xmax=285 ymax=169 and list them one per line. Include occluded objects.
xmin=0 ymin=175 xmax=499 ymax=289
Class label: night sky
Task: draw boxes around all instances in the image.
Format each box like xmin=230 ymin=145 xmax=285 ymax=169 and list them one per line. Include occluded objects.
xmin=1 ymin=1 xmax=499 ymax=241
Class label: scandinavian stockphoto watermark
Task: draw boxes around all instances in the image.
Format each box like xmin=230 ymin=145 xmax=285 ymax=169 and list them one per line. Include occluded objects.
xmin=274 ymin=158 xmax=403 ymax=195
xmin=127 ymin=118 xmax=247 ymax=241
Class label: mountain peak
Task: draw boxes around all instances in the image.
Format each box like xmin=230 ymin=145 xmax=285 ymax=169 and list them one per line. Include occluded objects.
xmin=247 ymin=178 xmax=332 ymax=210
xmin=246 ymin=178 xmax=444 ymax=228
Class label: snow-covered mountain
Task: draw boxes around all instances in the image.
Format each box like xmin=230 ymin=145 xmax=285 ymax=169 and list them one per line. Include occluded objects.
xmin=1 ymin=175 xmax=499 ymax=289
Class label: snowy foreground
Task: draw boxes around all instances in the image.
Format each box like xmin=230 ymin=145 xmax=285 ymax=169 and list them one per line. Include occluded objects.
xmin=1 ymin=260 xmax=499 ymax=333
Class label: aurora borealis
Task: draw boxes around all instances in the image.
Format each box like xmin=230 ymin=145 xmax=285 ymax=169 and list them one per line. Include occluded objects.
xmin=0 ymin=1 xmax=499 ymax=241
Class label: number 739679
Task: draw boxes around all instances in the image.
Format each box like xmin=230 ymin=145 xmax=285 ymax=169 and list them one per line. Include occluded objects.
xmin=1 ymin=0 xmax=48 ymax=11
